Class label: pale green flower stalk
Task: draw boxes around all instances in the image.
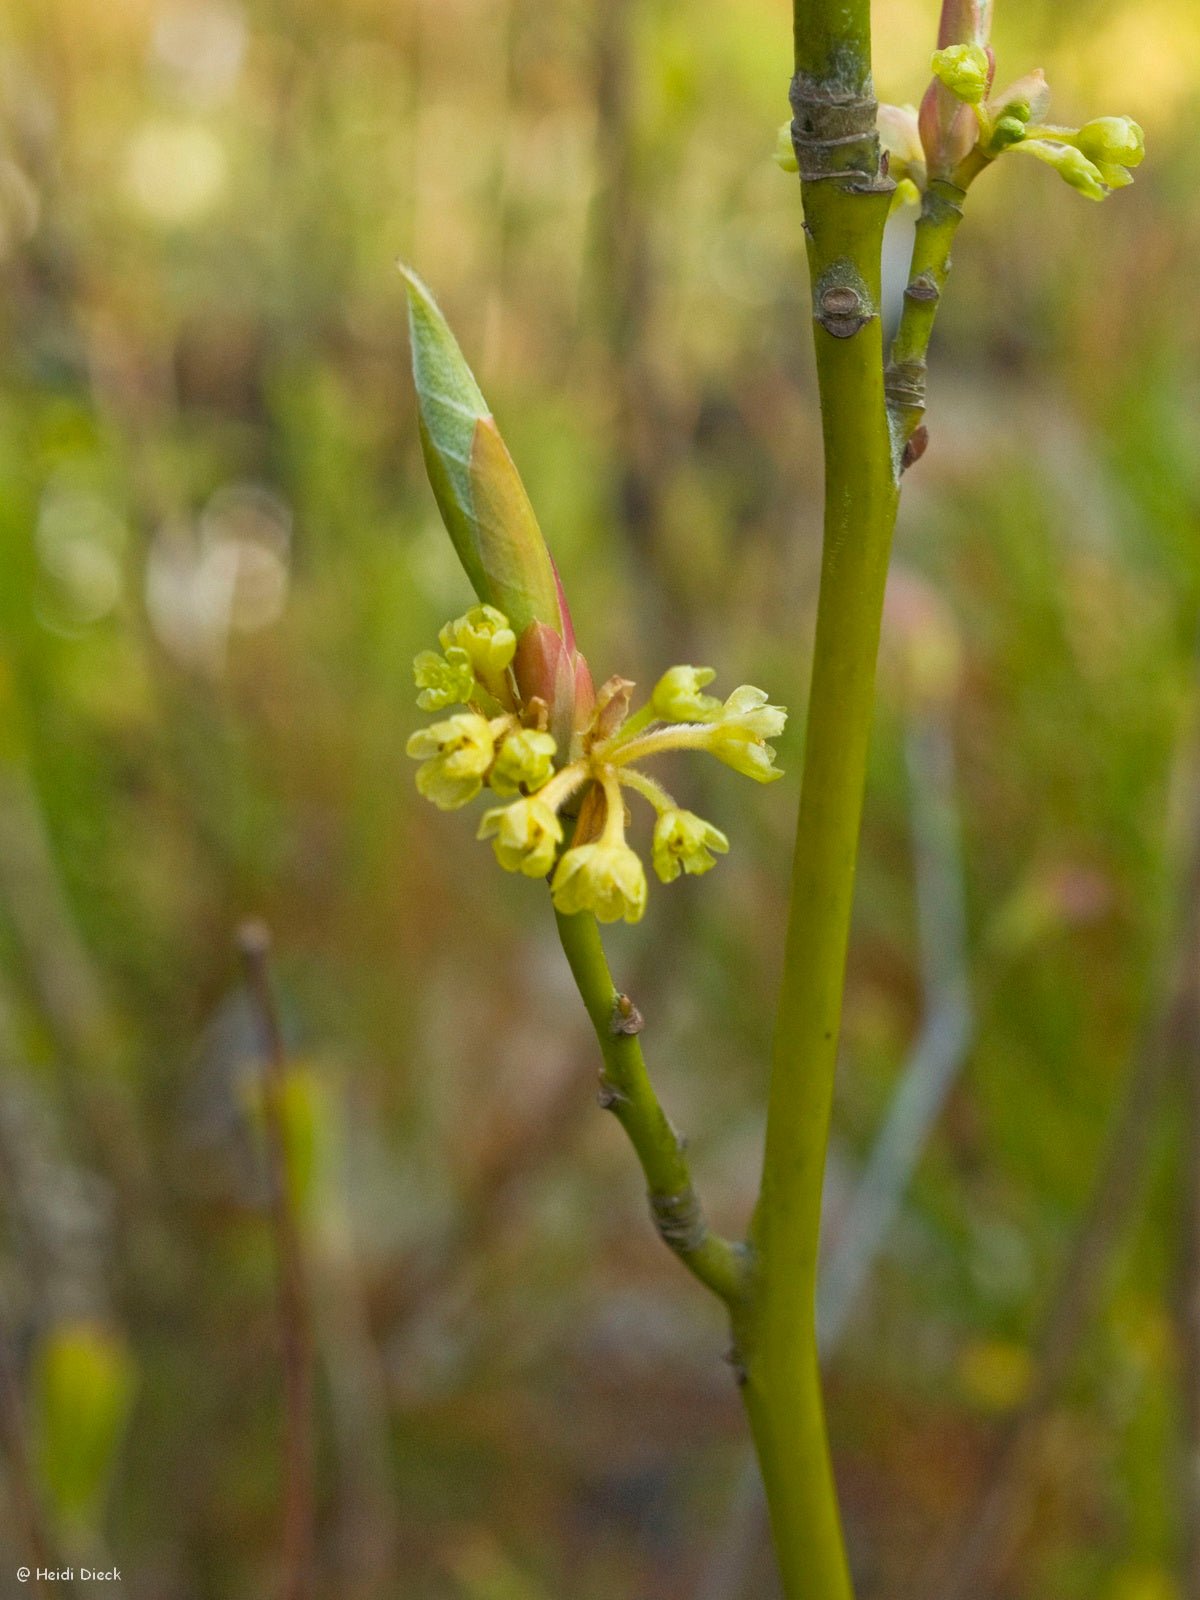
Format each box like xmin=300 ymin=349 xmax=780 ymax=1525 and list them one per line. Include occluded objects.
xmin=399 ymin=1 xmax=1142 ymax=1590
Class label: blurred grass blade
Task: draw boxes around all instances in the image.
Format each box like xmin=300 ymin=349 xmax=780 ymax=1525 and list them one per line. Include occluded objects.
xmin=400 ymin=266 xmax=563 ymax=636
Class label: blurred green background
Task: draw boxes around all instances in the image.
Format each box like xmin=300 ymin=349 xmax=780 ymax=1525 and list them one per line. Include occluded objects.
xmin=0 ymin=1 xmax=1197 ymax=1596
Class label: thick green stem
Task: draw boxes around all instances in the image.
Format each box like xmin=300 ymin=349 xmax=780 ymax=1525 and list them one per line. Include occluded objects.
xmin=554 ymin=908 xmax=749 ymax=1306
xmin=739 ymin=11 xmax=898 ymax=1599
xmin=792 ymin=0 xmax=872 ymax=95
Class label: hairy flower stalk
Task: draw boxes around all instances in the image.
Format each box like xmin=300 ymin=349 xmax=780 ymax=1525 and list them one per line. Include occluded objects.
xmin=399 ymin=3 xmax=1142 ymax=1585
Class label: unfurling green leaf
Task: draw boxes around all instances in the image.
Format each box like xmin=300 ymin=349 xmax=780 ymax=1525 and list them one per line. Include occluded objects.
xmin=399 ymin=266 xmax=563 ymax=638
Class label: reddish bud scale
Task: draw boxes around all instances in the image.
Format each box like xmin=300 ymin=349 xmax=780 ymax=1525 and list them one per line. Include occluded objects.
xmin=513 ymin=622 xmax=595 ymax=752
xmin=936 ymin=0 xmax=992 ymax=48
xmin=921 ymin=0 xmax=995 ymax=176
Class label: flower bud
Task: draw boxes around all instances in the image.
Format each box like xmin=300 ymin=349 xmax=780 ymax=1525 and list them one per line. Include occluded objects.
xmin=413 ymin=645 xmax=476 ymax=711
xmin=439 ymin=605 xmax=517 ymax=681
xmin=651 ymin=810 xmax=730 ymax=883
xmin=989 ymin=114 xmax=1028 ymax=152
xmin=478 ymin=797 xmax=563 ymax=877
xmin=551 ymin=841 xmax=648 ymax=925
xmin=931 ymin=44 xmax=991 ymax=104
xmin=651 ymin=665 xmax=722 ymax=723
xmin=1076 ymin=116 xmax=1145 ymax=169
xmin=490 ymin=727 xmax=557 ymax=798
xmin=407 ymin=712 xmax=496 ymax=809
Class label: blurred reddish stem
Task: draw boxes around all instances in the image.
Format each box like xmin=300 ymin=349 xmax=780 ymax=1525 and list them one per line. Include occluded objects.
xmin=238 ymin=921 xmax=316 ymax=1600
xmin=0 ymin=1321 xmax=59 ymax=1599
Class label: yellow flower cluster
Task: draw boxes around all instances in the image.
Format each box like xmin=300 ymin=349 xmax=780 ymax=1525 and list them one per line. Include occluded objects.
xmin=919 ymin=43 xmax=1145 ymax=198
xmin=874 ymin=36 xmax=1144 ymax=206
xmin=407 ymin=607 xmax=787 ymax=924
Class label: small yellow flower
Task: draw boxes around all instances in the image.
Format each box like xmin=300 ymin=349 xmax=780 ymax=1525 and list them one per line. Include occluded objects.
xmin=438 ymin=605 xmax=517 ymax=681
xmin=721 ymin=685 xmax=787 ymax=740
xmin=552 ymin=841 xmax=648 ymax=924
xmin=406 ymin=712 xmax=495 ymax=810
xmin=652 ymin=810 xmax=729 ymax=883
xmin=490 ymin=728 xmax=557 ymax=798
xmin=651 ymin=665 xmax=722 ymax=723
xmin=413 ymin=645 xmax=476 ymax=711
xmin=707 ymin=723 xmax=784 ymax=783
xmin=478 ymin=797 xmax=563 ymax=876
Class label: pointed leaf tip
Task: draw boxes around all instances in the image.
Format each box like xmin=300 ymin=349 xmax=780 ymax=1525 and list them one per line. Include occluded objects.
xmin=399 ymin=265 xmax=564 ymax=638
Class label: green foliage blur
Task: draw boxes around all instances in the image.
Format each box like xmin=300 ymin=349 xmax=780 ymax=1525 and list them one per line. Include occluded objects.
xmin=0 ymin=1 xmax=1196 ymax=1596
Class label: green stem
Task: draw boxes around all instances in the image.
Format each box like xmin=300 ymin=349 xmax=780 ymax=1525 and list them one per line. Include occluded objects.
xmin=885 ymin=151 xmax=987 ymax=468
xmin=740 ymin=9 xmax=898 ymax=1599
xmin=554 ymin=908 xmax=749 ymax=1306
